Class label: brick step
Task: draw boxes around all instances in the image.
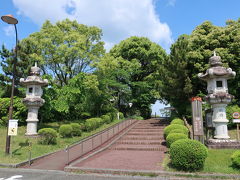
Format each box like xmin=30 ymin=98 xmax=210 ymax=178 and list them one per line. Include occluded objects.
xmin=129 ymin=130 xmax=162 ymax=134
xmin=121 ymin=136 xmax=164 ymax=140
xmin=111 ymin=143 xmax=164 ymax=149
xmin=132 ymin=127 xmax=165 ymax=130
xmin=133 ymin=126 xmax=165 ymax=128
xmin=127 ymin=133 xmax=163 ymax=136
xmin=115 ymin=141 xmax=161 ymax=145
xmin=109 ymin=147 xmax=166 ymax=151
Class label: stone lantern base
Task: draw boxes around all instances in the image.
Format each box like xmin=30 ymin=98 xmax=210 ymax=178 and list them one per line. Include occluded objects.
xmin=25 ymin=119 xmax=39 ymax=136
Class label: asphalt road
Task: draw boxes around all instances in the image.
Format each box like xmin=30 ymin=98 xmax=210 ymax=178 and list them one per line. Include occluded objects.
xmin=0 ymin=168 xmax=172 ymax=180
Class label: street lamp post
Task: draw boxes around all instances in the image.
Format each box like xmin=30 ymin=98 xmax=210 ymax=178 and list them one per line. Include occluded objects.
xmin=1 ymin=14 xmax=18 ymax=154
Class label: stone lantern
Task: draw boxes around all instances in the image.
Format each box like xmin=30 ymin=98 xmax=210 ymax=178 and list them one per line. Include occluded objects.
xmin=20 ymin=63 xmax=48 ymax=136
xmin=198 ymin=52 xmax=236 ymax=139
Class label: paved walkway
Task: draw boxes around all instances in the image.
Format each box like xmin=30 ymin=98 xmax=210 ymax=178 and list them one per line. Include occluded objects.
xmin=69 ymin=119 xmax=168 ymax=171
xmin=22 ymin=120 xmax=137 ymax=170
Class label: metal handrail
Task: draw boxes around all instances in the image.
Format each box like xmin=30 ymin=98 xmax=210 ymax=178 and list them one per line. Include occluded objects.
xmin=69 ymin=119 xmax=134 ymax=148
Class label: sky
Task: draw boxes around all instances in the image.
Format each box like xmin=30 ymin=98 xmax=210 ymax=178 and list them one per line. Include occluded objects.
xmin=1 ymin=0 xmax=240 ymax=115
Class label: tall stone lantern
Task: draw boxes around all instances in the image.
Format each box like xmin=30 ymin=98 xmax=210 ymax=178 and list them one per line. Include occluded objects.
xmin=198 ymin=52 xmax=236 ymax=139
xmin=20 ymin=63 xmax=48 ymax=136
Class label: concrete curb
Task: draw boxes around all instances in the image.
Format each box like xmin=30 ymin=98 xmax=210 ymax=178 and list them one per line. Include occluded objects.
xmin=64 ymin=167 xmax=240 ymax=179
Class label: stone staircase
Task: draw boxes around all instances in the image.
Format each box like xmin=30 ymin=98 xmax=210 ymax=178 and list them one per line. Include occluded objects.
xmin=70 ymin=118 xmax=170 ymax=171
xmin=109 ymin=119 xmax=168 ymax=152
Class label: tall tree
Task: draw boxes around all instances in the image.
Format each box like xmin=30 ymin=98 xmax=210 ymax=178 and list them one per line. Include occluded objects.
xmin=160 ymin=19 xmax=240 ymax=118
xmin=110 ymin=36 xmax=168 ymax=118
xmin=20 ymin=19 xmax=105 ymax=86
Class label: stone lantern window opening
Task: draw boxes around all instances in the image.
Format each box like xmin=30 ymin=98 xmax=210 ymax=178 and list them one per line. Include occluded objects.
xmin=28 ymin=87 xmax=33 ymax=94
xmin=216 ymin=80 xmax=223 ymax=88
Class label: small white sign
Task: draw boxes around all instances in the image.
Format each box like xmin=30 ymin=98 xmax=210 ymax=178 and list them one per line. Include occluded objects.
xmin=8 ymin=119 xmax=18 ymax=136
xmin=233 ymin=119 xmax=240 ymax=123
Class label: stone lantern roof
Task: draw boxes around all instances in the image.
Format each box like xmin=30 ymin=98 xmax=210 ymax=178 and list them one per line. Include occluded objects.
xmin=20 ymin=63 xmax=48 ymax=86
xmin=198 ymin=52 xmax=236 ymax=81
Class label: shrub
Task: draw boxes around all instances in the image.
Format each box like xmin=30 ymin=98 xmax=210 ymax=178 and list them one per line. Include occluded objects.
xmin=170 ymin=139 xmax=208 ymax=171
xmin=231 ymin=150 xmax=240 ymax=168
xmin=171 ymin=118 xmax=184 ymax=125
xmin=130 ymin=115 xmax=144 ymax=120
xmin=59 ymin=124 xmax=73 ymax=137
xmin=101 ymin=114 xmax=111 ymax=124
xmin=79 ymin=122 xmax=85 ymax=130
xmin=119 ymin=112 xmax=124 ymax=119
xmin=96 ymin=118 xmax=104 ymax=126
xmin=168 ymin=129 xmax=188 ymax=135
xmin=166 ymin=133 xmax=188 ymax=148
xmin=70 ymin=123 xmax=81 ymax=136
xmin=38 ymin=128 xmax=58 ymax=145
xmin=163 ymin=124 xmax=189 ymax=139
xmin=85 ymin=118 xmax=102 ymax=131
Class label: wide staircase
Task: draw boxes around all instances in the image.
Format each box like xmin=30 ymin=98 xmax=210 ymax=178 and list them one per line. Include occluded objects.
xmin=110 ymin=119 xmax=168 ymax=152
xmin=69 ymin=118 xmax=169 ymax=171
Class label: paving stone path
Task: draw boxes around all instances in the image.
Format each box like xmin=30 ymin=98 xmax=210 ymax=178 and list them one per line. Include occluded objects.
xmin=71 ymin=118 xmax=169 ymax=171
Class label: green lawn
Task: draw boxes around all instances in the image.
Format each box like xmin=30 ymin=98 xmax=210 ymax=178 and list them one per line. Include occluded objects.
xmin=0 ymin=119 xmax=123 ymax=164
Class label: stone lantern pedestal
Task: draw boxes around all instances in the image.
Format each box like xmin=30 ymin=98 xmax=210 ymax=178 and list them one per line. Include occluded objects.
xmin=20 ymin=63 xmax=48 ymax=136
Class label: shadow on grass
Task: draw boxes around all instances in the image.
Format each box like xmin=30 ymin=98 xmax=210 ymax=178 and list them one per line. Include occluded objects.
xmin=12 ymin=139 xmax=30 ymax=156
xmin=229 ymin=163 xmax=240 ymax=171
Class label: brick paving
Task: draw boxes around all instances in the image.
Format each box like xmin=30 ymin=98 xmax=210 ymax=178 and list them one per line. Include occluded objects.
xmin=71 ymin=118 xmax=169 ymax=171
xmin=22 ymin=120 xmax=137 ymax=170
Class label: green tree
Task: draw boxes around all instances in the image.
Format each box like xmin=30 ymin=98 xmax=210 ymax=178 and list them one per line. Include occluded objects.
xmin=20 ymin=19 xmax=105 ymax=86
xmin=110 ymin=36 xmax=168 ymax=118
xmin=0 ymin=44 xmax=32 ymax=97
xmin=160 ymin=19 xmax=240 ymax=118
xmin=94 ymin=54 xmax=140 ymax=115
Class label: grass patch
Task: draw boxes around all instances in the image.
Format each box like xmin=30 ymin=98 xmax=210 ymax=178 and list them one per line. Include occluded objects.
xmin=0 ymin=119 xmax=123 ymax=164
xmin=202 ymin=149 xmax=239 ymax=174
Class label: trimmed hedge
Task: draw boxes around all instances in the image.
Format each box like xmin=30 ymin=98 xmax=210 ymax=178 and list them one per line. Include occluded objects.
xmin=38 ymin=128 xmax=58 ymax=145
xmin=164 ymin=124 xmax=189 ymax=139
xmin=70 ymin=123 xmax=81 ymax=136
xmin=168 ymin=129 xmax=188 ymax=135
xmin=101 ymin=114 xmax=111 ymax=124
xmin=231 ymin=150 xmax=240 ymax=168
xmin=170 ymin=139 xmax=208 ymax=171
xmin=119 ymin=112 xmax=124 ymax=119
xmin=107 ymin=112 xmax=117 ymax=121
xmin=171 ymin=118 xmax=184 ymax=125
xmin=166 ymin=133 xmax=188 ymax=148
xmin=59 ymin=124 xmax=73 ymax=137
xmin=85 ymin=118 xmax=103 ymax=131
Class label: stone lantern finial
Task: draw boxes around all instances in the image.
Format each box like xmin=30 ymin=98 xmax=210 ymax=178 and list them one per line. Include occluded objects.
xmin=209 ymin=51 xmax=222 ymax=67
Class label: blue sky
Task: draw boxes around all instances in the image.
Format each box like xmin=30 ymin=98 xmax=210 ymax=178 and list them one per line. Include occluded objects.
xmin=1 ymin=0 xmax=240 ymax=115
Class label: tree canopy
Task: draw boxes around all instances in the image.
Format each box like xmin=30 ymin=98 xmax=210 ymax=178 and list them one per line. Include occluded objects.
xmin=159 ymin=19 xmax=240 ymax=117
xmin=20 ymin=19 xmax=105 ymax=86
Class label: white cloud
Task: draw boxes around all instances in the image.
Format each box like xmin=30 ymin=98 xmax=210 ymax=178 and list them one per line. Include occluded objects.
xmin=3 ymin=25 xmax=15 ymax=36
xmin=167 ymin=0 xmax=176 ymax=7
xmin=13 ymin=0 xmax=173 ymax=51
